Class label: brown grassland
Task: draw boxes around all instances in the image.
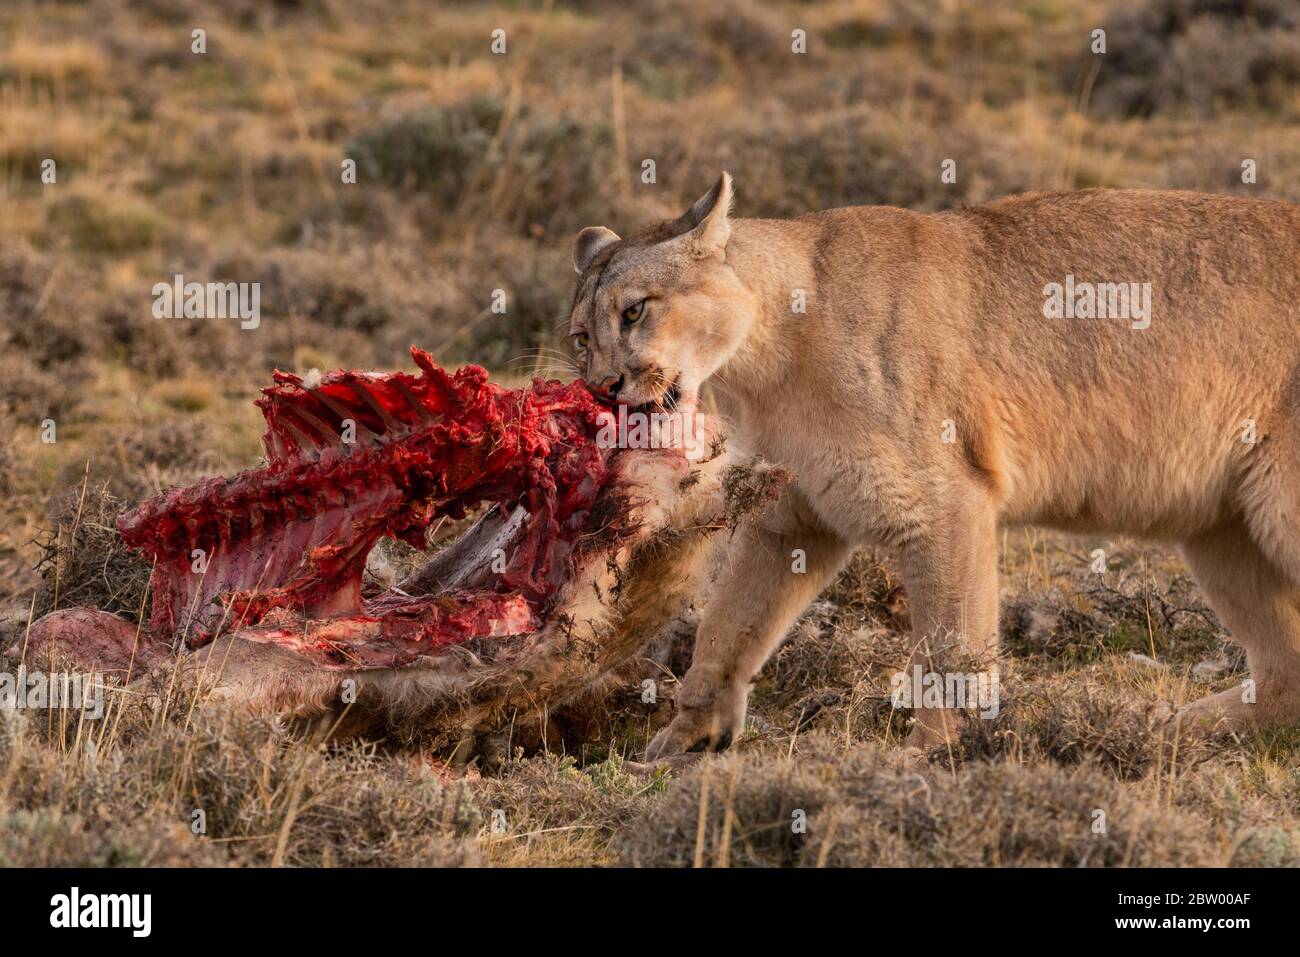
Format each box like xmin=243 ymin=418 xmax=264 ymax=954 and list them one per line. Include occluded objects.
xmin=2 ymin=0 xmax=1300 ymax=866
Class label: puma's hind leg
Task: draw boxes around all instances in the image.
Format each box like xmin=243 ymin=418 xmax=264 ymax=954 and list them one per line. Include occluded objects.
xmin=1178 ymin=521 xmax=1300 ymax=733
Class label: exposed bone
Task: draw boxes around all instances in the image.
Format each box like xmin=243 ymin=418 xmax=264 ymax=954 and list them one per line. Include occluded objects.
xmin=393 ymin=377 xmax=435 ymax=424
xmin=284 ymin=403 xmax=346 ymax=448
xmin=276 ymin=416 xmax=322 ymax=460
xmin=304 ymin=386 xmax=357 ymax=424
xmin=400 ymin=505 xmax=528 ymax=596
xmin=265 ymin=428 xmax=288 ymax=462
xmin=345 ymin=380 xmax=405 ymax=435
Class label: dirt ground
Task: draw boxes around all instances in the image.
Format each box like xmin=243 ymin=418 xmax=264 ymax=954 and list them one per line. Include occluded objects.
xmin=2 ymin=0 xmax=1299 ymax=866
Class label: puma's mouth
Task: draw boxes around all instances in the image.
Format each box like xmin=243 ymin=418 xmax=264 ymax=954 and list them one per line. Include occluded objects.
xmin=631 ymin=375 xmax=682 ymax=414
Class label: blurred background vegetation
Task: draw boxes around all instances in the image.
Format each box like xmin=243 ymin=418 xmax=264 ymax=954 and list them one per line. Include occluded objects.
xmin=1 ymin=0 xmax=1298 ymax=605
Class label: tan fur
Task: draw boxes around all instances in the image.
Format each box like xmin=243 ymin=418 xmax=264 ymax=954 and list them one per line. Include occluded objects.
xmin=568 ymin=174 xmax=1300 ymax=756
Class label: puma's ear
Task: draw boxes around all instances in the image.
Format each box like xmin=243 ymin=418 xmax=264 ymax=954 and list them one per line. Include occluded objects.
xmin=573 ymin=226 xmax=621 ymax=274
xmin=680 ymin=171 xmax=734 ymax=259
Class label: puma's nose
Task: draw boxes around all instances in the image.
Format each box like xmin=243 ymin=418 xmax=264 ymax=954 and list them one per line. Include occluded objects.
xmin=593 ymin=374 xmax=624 ymax=400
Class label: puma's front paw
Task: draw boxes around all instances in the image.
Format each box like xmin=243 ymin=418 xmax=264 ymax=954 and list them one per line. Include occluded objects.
xmin=643 ymin=681 xmax=746 ymax=761
xmin=644 ymin=711 xmax=734 ymax=761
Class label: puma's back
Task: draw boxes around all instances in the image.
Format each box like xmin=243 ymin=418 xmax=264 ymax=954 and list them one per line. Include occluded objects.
xmin=746 ymin=188 xmax=1300 ymax=538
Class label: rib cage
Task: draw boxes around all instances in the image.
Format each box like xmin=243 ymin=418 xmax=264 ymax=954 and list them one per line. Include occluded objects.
xmin=115 ymin=348 xmax=618 ymax=648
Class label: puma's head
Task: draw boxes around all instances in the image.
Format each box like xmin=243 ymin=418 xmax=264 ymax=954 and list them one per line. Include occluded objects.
xmin=568 ymin=172 xmax=757 ymax=413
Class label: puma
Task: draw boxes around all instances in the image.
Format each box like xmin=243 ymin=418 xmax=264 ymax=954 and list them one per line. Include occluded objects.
xmin=566 ymin=173 xmax=1300 ymax=757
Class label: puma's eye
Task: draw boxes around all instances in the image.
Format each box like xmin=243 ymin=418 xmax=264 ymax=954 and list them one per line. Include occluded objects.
xmin=572 ymin=332 xmax=589 ymax=350
xmin=621 ymin=299 xmax=646 ymax=325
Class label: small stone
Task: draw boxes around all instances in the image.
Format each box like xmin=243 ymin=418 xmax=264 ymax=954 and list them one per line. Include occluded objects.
xmin=1192 ymin=657 xmax=1230 ymax=678
xmin=1128 ymin=652 xmax=1167 ymax=670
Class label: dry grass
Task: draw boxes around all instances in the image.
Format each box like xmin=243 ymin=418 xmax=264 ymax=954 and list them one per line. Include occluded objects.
xmin=3 ymin=0 xmax=1299 ymax=866
xmin=6 ymin=522 xmax=1298 ymax=867
xmin=620 ymin=735 xmax=1250 ymax=867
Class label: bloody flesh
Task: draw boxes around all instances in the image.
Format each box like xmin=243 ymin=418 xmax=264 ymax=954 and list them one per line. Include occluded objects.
xmin=115 ymin=348 xmax=622 ymax=660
